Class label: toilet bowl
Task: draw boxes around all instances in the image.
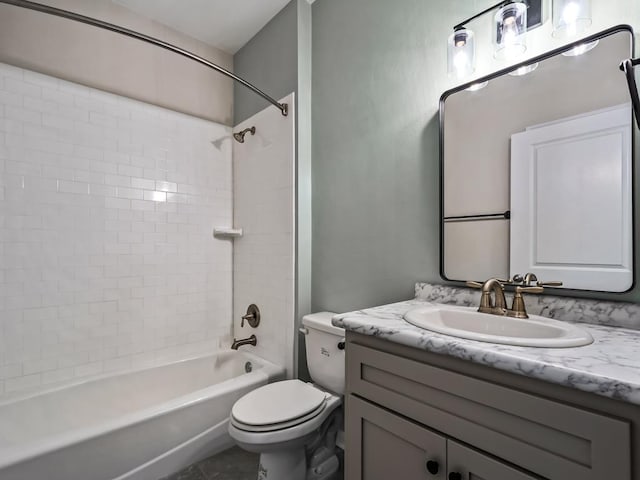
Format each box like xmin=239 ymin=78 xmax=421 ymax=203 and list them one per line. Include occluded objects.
xmin=228 ymin=312 xmax=344 ymax=480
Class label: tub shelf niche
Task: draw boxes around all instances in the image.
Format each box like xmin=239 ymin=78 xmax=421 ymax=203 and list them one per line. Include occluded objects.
xmin=213 ymin=227 xmax=243 ymax=239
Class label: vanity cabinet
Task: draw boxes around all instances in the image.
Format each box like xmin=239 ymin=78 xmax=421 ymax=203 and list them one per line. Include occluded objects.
xmin=349 ymin=394 xmax=538 ymax=480
xmin=345 ymin=332 xmax=639 ymax=480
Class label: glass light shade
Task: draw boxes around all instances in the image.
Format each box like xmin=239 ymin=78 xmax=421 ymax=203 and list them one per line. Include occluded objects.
xmin=494 ymin=2 xmax=527 ymax=60
xmin=448 ymin=28 xmax=475 ymax=79
xmin=552 ymin=0 xmax=592 ymax=39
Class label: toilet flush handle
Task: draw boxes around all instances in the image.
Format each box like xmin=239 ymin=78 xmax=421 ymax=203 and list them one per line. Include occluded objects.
xmin=299 ymin=327 xmax=309 ymax=335
xmin=338 ymin=339 xmax=345 ymax=350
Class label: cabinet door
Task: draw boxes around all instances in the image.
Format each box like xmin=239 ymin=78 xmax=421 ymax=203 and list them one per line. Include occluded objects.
xmin=447 ymin=441 xmax=540 ymax=480
xmin=346 ymin=395 xmax=446 ymax=480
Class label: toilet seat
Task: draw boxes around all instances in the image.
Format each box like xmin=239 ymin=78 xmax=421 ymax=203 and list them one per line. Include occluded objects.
xmin=228 ymin=381 xmax=342 ymax=449
xmin=232 ymin=400 xmax=327 ymax=432
xmin=231 ymin=380 xmax=329 ymax=432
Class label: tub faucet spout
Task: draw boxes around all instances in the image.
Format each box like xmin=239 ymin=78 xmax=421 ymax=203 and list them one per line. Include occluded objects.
xmin=231 ymin=335 xmax=257 ymax=350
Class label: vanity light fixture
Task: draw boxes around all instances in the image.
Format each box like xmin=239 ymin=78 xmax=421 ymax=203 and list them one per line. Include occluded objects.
xmin=448 ymin=0 xmax=542 ymax=81
xmin=552 ymin=0 xmax=592 ymax=39
xmin=448 ymin=0 xmax=597 ymax=82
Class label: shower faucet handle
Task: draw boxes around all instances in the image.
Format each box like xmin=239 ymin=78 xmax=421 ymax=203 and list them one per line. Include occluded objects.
xmin=240 ymin=313 xmax=254 ymax=327
xmin=241 ymin=304 xmax=261 ymax=328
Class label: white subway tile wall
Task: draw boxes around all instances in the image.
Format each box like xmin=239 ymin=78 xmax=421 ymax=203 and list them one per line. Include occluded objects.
xmin=233 ymin=94 xmax=295 ymax=378
xmin=0 ymin=63 xmax=233 ymax=398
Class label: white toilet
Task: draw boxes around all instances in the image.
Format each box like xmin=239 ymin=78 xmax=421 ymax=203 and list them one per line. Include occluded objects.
xmin=228 ymin=312 xmax=344 ymax=480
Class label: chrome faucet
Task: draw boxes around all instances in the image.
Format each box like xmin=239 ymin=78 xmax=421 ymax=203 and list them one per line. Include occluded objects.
xmin=231 ymin=335 xmax=257 ymax=350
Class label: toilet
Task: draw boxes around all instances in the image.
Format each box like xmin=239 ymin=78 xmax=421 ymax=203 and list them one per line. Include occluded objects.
xmin=228 ymin=312 xmax=344 ymax=480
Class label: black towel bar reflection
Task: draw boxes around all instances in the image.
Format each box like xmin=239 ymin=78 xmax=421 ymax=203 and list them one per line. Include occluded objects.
xmin=444 ymin=211 xmax=510 ymax=223
xmin=620 ymin=57 xmax=640 ymax=129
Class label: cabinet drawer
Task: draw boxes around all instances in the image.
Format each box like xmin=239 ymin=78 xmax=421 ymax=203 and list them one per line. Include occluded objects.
xmin=347 ymin=341 xmax=631 ymax=480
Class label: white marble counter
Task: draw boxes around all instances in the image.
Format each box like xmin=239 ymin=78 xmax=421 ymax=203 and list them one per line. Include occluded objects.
xmin=333 ymin=298 xmax=640 ymax=405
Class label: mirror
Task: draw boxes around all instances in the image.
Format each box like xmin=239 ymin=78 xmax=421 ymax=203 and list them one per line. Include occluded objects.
xmin=440 ymin=26 xmax=634 ymax=292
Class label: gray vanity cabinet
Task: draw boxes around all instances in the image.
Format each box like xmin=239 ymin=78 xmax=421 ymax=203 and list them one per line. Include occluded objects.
xmin=345 ymin=332 xmax=638 ymax=480
xmin=347 ymin=394 xmax=537 ymax=480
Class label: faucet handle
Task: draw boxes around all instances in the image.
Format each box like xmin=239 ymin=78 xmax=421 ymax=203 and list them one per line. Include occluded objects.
xmin=240 ymin=304 xmax=261 ymax=328
xmin=515 ymin=286 xmax=544 ymax=294
xmin=509 ymin=286 xmax=544 ymax=319
xmin=536 ymin=280 xmax=563 ymax=288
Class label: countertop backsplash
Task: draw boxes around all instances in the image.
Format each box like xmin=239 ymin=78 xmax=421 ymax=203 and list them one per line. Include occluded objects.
xmin=415 ymin=283 xmax=640 ymax=331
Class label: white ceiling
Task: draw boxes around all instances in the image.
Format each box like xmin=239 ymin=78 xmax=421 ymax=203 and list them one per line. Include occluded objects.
xmin=112 ymin=0 xmax=292 ymax=54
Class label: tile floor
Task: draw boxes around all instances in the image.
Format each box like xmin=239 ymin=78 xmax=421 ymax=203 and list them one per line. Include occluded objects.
xmin=160 ymin=446 xmax=259 ymax=480
xmin=161 ymin=445 xmax=344 ymax=480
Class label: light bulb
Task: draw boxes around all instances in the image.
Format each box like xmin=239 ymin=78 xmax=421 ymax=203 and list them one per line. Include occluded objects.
xmin=552 ymin=0 xmax=591 ymax=39
xmin=448 ymin=28 xmax=475 ymax=79
xmin=562 ymin=1 xmax=580 ymax=24
xmin=454 ymin=50 xmax=470 ymax=72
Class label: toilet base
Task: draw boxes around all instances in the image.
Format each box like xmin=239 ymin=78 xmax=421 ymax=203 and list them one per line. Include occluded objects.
xmin=258 ymin=448 xmax=306 ymax=480
xmin=255 ymin=447 xmax=341 ymax=480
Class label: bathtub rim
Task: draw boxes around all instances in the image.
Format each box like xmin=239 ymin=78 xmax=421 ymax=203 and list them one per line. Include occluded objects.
xmin=0 ymin=349 xmax=284 ymax=471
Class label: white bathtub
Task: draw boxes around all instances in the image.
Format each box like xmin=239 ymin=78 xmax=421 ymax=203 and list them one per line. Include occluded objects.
xmin=0 ymin=350 xmax=283 ymax=480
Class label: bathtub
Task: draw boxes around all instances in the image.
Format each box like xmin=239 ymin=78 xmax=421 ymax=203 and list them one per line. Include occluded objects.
xmin=0 ymin=350 xmax=284 ymax=480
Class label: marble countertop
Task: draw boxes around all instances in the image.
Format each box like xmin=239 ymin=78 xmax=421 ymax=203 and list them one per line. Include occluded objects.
xmin=333 ymin=299 xmax=640 ymax=405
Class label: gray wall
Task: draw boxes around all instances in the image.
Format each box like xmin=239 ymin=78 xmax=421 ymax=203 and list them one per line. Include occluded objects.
xmin=311 ymin=0 xmax=467 ymax=312
xmin=311 ymin=0 xmax=640 ymax=313
xmin=233 ymin=0 xmax=299 ymax=124
xmin=233 ymin=0 xmax=313 ymax=379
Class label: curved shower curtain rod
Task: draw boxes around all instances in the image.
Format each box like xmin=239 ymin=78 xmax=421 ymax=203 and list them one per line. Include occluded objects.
xmin=0 ymin=0 xmax=289 ymax=116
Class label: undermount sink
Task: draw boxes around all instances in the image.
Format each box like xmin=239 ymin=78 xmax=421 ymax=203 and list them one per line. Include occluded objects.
xmin=403 ymin=305 xmax=593 ymax=348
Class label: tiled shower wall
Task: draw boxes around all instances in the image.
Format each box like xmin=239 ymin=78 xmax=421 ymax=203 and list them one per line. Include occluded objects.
xmin=233 ymin=94 xmax=295 ymax=378
xmin=0 ymin=62 xmax=233 ymax=398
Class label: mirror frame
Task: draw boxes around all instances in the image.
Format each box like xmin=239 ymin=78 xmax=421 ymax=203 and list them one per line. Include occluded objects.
xmin=438 ymin=24 xmax=636 ymax=294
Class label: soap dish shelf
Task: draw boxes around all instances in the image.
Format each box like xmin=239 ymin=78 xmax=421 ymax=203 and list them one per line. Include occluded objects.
xmin=213 ymin=227 xmax=243 ymax=239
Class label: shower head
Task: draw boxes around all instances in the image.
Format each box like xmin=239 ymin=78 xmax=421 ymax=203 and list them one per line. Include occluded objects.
xmin=233 ymin=126 xmax=256 ymax=143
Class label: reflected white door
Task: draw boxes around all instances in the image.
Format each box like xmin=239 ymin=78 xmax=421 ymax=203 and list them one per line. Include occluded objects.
xmin=510 ymin=104 xmax=632 ymax=291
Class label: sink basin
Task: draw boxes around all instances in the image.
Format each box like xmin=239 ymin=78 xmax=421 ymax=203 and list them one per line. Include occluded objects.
xmin=403 ymin=305 xmax=593 ymax=348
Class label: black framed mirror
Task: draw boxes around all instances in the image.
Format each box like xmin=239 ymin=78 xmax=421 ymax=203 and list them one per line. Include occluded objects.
xmin=439 ymin=25 xmax=635 ymax=293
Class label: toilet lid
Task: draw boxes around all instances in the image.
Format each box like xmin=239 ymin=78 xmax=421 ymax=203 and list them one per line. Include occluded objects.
xmin=232 ymin=379 xmax=328 ymax=426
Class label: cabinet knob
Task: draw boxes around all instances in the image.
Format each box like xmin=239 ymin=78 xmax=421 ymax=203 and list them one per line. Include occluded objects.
xmin=426 ymin=460 xmax=439 ymax=475
xmin=448 ymin=473 xmax=462 ymax=480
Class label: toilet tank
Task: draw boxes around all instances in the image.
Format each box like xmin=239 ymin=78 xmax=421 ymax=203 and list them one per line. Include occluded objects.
xmin=302 ymin=312 xmax=345 ymax=395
